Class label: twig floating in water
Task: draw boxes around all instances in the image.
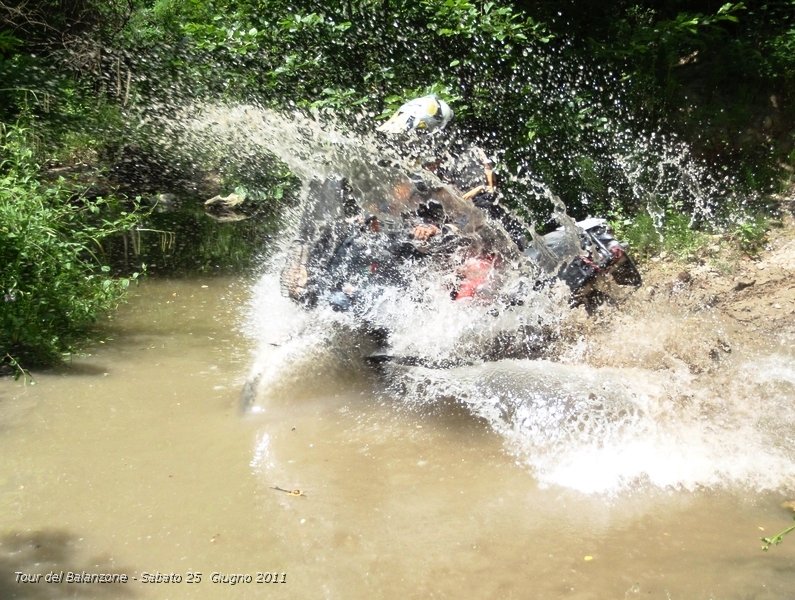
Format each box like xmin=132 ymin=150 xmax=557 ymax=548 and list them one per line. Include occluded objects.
xmin=272 ymin=486 xmax=306 ymax=497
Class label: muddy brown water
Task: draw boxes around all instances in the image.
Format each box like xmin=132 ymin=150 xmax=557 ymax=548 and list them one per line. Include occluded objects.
xmin=1 ymin=276 xmax=794 ymax=599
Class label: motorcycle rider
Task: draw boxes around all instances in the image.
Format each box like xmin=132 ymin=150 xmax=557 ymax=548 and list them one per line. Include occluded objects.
xmin=377 ymin=94 xmax=534 ymax=300
xmin=378 ymin=94 xmax=528 ymax=250
xmin=282 ymin=95 xmax=641 ymax=319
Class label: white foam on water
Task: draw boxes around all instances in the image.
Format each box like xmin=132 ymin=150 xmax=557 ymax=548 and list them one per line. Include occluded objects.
xmin=388 ymin=356 xmax=795 ymax=494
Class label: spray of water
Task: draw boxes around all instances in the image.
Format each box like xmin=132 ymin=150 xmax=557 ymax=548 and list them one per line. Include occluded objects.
xmin=387 ymin=354 xmax=795 ymax=494
xmin=135 ymin=98 xmax=792 ymax=495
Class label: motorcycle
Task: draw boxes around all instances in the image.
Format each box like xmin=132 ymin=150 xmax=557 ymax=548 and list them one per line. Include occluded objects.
xmin=526 ymin=217 xmax=642 ymax=302
xmin=278 ymin=171 xmax=641 ymax=365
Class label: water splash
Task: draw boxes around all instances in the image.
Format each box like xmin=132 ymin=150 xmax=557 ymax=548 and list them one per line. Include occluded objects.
xmin=138 ymin=100 xmax=791 ymax=495
xmin=386 ymin=354 xmax=795 ymax=494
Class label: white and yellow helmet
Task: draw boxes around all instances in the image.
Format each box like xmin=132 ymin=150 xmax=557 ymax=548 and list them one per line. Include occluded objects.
xmin=377 ymin=94 xmax=453 ymax=134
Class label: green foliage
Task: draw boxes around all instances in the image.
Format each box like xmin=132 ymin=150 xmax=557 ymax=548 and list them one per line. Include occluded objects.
xmin=765 ymin=25 xmax=795 ymax=81
xmin=117 ymin=0 xmax=551 ymax=112
xmin=613 ymin=212 xmax=662 ymax=259
xmin=0 ymin=123 xmax=144 ymax=368
xmin=658 ymin=212 xmax=713 ymax=259
xmin=731 ymin=213 xmax=769 ymax=255
xmin=614 ymin=204 xmax=776 ymax=263
xmin=2 ymin=352 xmax=33 ymax=382
xmin=15 ymin=0 xmax=778 ymax=225
xmin=0 ymin=30 xmax=21 ymax=55
xmin=613 ymin=210 xmax=712 ymax=261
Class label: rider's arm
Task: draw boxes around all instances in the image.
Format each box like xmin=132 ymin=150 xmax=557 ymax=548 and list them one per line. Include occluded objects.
xmin=462 ymin=149 xmax=496 ymax=200
xmin=483 ymin=160 xmax=496 ymax=192
xmin=478 ymin=146 xmax=496 ymax=192
xmin=462 ymin=185 xmax=485 ymax=200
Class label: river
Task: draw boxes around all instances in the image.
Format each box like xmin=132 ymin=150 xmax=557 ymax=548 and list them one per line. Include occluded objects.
xmin=1 ymin=272 xmax=794 ymax=599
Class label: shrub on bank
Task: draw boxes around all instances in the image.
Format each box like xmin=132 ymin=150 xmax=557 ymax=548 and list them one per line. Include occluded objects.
xmin=0 ymin=123 xmax=143 ymax=370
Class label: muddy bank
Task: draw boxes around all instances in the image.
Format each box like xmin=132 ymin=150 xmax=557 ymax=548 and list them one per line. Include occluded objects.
xmin=560 ymin=204 xmax=795 ymax=375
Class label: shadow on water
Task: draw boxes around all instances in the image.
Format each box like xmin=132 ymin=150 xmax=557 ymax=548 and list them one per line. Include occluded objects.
xmin=104 ymin=200 xmax=280 ymax=277
xmin=48 ymin=362 xmax=113 ymax=378
xmin=0 ymin=530 xmax=135 ymax=599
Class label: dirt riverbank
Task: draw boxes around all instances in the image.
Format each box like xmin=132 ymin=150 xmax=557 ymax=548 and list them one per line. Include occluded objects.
xmin=561 ymin=197 xmax=795 ymax=375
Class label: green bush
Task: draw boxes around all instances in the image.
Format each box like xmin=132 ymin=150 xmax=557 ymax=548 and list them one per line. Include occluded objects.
xmin=731 ymin=213 xmax=770 ymax=255
xmin=0 ymin=123 xmax=143 ymax=369
xmin=614 ymin=209 xmax=712 ymax=261
xmin=613 ymin=212 xmax=663 ymax=259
